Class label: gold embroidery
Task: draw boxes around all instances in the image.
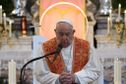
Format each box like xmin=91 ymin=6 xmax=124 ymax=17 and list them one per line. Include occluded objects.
xmin=43 ymin=37 xmax=89 ymax=74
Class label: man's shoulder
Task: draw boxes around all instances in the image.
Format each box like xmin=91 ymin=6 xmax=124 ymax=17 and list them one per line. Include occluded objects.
xmin=43 ymin=37 xmax=56 ymax=45
xmin=42 ymin=37 xmax=57 ymax=50
xmin=74 ymin=37 xmax=89 ymax=45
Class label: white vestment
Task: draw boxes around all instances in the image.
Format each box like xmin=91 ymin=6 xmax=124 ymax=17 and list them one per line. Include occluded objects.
xmin=33 ymin=43 xmax=101 ymax=84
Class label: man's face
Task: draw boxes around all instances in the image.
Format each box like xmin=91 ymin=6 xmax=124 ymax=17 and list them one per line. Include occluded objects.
xmin=55 ymin=22 xmax=75 ymax=48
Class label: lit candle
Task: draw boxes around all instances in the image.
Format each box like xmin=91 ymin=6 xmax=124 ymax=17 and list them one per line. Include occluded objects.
xmin=9 ymin=21 xmax=12 ymax=38
xmin=21 ymin=16 xmax=27 ymax=36
xmin=3 ymin=13 xmax=6 ymax=29
xmin=118 ymin=4 xmax=121 ymax=18
xmin=114 ymin=58 xmax=122 ymax=84
xmin=107 ymin=17 xmax=110 ymax=35
xmin=124 ymin=10 xmax=126 ymax=28
xmin=0 ymin=5 xmax=2 ymax=24
xmin=8 ymin=60 xmax=16 ymax=84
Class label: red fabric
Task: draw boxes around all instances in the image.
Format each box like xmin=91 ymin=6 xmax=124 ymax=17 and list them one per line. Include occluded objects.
xmin=43 ymin=37 xmax=89 ymax=74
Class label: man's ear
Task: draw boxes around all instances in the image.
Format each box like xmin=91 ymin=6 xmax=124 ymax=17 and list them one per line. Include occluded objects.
xmin=73 ymin=29 xmax=75 ymax=34
xmin=54 ymin=29 xmax=56 ymax=32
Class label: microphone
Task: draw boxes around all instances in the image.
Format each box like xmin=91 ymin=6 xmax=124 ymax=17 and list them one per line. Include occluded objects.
xmin=56 ymin=44 xmax=63 ymax=55
xmin=20 ymin=44 xmax=62 ymax=84
xmin=52 ymin=44 xmax=63 ymax=63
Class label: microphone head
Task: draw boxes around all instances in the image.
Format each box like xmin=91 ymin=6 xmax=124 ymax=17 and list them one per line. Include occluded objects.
xmin=58 ymin=44 xmax=63 ymax=48
xmin=57 ymin=44 xmax=63 ymax=53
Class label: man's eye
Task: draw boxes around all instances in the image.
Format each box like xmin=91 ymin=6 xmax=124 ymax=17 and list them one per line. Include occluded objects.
xmin=60 ymin=33 xmax=70 ymax=36
xmin=66 ymin=33 xmax=70 ymax=36
xmin=59 ymin=33 xmax=64 ymax=36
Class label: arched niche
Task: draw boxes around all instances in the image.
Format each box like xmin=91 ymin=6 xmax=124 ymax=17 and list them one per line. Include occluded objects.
xmin=39 ymin=2 xmax=88 ymax=40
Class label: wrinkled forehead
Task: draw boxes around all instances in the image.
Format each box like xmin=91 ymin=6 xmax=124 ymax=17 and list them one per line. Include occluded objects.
xmin=56 ymin=22 xmax=73 ymax=32
xmin=55 ymin=20 xmax=74 ymax=33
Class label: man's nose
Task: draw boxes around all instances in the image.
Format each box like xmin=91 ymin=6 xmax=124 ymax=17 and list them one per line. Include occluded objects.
xmin=62 ymin=34 xmax=67 ymax=39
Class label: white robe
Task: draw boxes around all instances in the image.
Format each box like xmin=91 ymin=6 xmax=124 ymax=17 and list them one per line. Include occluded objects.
xmin=33 ymin=43 xmax=101 ymax=84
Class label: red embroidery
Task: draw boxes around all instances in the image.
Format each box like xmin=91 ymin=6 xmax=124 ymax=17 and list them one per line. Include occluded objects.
xmin=43 ymin=37 xmax=89 ymax=74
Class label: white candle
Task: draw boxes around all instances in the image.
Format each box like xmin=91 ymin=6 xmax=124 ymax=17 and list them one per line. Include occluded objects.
xmin=9 ymin=21 xmax=12 ymax=38
xmin=0 ymin=60 xmax=1 ymax=77
xmin=118 ymin=4 xmax=121 ymax=18
xmin=107 ymin=17 xmax=110 ymax=35
xmin=0 ymin=5 xmax=2 ymax=24
xmin=3 ymin=13 xmax=6 ymax=29
xmin=114 ymin=58 xmax=122 ymax=84
xmin=8 ymin=60 xmax=16 ymax=84
xmin=124 ymin=10 xmax=126 ymax=28
xmin=109 ymin=10 xmax=112 ymax=28
xmin=110 ymin=0 xmax=112 ymax=8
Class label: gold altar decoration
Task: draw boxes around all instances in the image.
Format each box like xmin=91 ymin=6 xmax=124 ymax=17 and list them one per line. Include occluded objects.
xmin=107 ymin=4 xmax=126 ymax=48
xmin=0 ymin=25 xmax=13 ymax=48
xmin=107 ymin=20 xmax=126 ymax=48
xmin=21 ymin=16 xmax=27 ymax=37
xmin=114 ymin=21 xmax=125 ymax=47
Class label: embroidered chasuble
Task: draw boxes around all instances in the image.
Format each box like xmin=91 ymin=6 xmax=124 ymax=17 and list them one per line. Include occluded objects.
xmin=42 ymin=37 xmax=89 ymax=74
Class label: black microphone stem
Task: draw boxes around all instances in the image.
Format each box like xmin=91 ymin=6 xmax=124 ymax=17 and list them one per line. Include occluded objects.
xmin=20 ymin=51 xmax=56 ymax=84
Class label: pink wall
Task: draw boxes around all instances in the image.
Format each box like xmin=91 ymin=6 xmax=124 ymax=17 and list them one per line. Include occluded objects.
xmin=39 ymin=0 xmax=86 ymax=40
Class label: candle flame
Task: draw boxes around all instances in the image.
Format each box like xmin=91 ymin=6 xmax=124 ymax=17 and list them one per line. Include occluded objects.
xmin=119 ymin=4 xmax=121 ymax=8
xmin=124 ymin=10 xmax=126 ymax=13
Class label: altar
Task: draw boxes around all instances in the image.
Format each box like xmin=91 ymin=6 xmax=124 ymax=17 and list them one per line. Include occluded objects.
xmin=0 ymin=37 xmax=33 ymax=83
xmin=0 ymin=18 xmax=126 ymax=84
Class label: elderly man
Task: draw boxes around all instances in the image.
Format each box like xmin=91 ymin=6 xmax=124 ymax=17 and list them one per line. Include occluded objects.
xmin=34 ymin=19 xmax=101 ymax=84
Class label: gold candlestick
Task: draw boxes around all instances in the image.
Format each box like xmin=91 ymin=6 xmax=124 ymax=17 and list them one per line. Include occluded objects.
xmin=114 ymin=21 xmax=124 ymax=47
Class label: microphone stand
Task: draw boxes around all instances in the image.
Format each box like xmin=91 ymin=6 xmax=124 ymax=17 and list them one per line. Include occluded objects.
xmin=20 ymin=51 xmax=58 ymax=84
